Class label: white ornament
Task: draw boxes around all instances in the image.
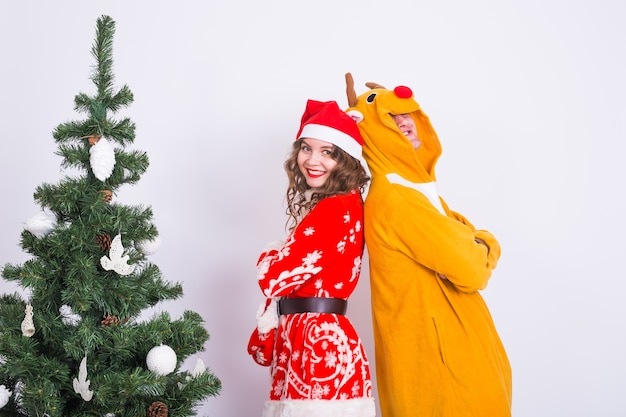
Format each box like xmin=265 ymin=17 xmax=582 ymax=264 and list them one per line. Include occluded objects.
xmin=12 ymin=380 xmax=24 ymax=413
xmin=178 ymin=358 xmax=206 ymax=390
xmin=146 ymin=344 xmax=177 ymax=376
xmin=100 ymin=234 xmax=135 ymax=275
xmin=191 ymin=358 xmax=206 ymax=377
xmin=21 ymin=304 xmax=35 ymax=337
xmin=25 ymin=210 xmax=56 ymax=238
xmin=72 ymin=356 xmax=94 ymax=401
xmin=89 ymin=136 xmax=116 ymax=181
xmin=59 ymin=305 xmax=82 ymax=326
xmin=136 ymin=236 xmax=161 ymax=255
xmin=0 ymin=385 xmax=11 ymax=409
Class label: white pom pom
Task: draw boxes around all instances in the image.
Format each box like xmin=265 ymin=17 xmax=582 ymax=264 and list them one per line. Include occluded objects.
xmin=25 ymin=210 xmax=56 ymax=238
xmin=136 ymin=236 xmax=162 ymax=255
xmin=146 ymin=344 xmax=177 ymax=376
xmin=0 ymin=385 xmax=11 ymax=409
xmin=89 ymin=137 xmax=116 ymax=181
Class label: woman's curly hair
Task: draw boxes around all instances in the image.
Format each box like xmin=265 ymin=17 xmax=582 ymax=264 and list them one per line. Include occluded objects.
xmin=284 ymin=138 xmax=370 ymax=231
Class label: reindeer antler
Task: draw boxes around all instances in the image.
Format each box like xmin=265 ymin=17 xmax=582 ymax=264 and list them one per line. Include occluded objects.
xmin=345 ymin=72 xmax=357 ymax=107
xmin=346 ymin=73 xmax=388 ymax=106
xmin=365 ymin=81 xmax=386 ymax=89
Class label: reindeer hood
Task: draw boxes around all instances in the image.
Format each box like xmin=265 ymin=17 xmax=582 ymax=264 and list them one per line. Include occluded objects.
xmin=344 ymin=73 xmax=441 ymax=184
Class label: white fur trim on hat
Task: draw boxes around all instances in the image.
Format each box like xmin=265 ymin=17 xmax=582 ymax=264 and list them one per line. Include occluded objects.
xmin=263 ymin=398 xmax=376 ymax=417
xmin=299 ymin=123 xmax=362 ymax=161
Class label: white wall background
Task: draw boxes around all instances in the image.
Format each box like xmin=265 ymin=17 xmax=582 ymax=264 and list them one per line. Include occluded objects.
xmin=1 ymin=1 xmax=625 ymax=416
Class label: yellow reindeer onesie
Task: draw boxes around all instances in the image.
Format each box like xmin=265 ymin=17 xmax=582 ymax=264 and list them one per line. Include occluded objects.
xmin=345 ymin=74 xmax=512 ymax=416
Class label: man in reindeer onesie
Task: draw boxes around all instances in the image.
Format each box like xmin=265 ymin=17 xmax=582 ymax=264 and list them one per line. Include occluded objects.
xmin=344 ymin=73 xmax=512 ymax=416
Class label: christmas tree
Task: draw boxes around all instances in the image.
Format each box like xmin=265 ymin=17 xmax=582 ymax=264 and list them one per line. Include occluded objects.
xmin=0 ymin=15 xmax=221 ymax=417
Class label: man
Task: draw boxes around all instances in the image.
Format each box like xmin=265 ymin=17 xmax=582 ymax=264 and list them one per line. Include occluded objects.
xmin=344 ymin=73 xmax=512 ymax=416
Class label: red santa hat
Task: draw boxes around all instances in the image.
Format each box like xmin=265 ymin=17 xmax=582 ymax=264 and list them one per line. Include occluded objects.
xmin=296 ymin=99 xmax=363 ymax=160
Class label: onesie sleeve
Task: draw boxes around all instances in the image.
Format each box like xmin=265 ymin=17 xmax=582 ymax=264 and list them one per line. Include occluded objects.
xmin=256 ymin=195 xmax=356 ymax=298
xmin=447 ymin=204 xmax=500 ymax=270
xmin=384 ymin=185 xmax=499 ymax=292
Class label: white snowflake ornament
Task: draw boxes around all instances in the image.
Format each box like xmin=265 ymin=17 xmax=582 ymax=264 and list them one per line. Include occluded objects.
xmin=25 ymin=210 xmax=56 ymax=238
xmin=136 ymin=236 xmax=161 ymax=256
xmin=21 ymin=304 xmax=35 ymax=337
xmin=100 ymin=234 xmax=135 ymax=275
xmin=73 ymin=356 xmax=94 ymax=401
xmin=146 ymin=344 xmax=177 ymax=376
xmin=89 ymin=136 xmax=116 ymax=181
xmin=0 ymin=385 xmax=11 ymax=409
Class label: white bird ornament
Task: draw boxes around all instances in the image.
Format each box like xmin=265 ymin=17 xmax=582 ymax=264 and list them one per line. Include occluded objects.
xmin=100 ymin=234 xmax=135 ymax=275
xmin=73 ymin=356 xmax=94 ymax=401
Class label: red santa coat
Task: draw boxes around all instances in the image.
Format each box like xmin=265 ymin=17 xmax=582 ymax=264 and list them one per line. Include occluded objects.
xmin=255 ymin=190 xmax=375 ymax=417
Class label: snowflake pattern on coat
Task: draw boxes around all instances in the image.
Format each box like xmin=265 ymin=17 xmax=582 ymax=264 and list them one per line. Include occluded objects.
xmin=256 ymin=191 xmax=373 ymax=413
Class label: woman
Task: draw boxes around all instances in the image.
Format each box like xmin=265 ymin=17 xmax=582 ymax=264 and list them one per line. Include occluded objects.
xmin=248 ymin=99 xmax=375 ymax=417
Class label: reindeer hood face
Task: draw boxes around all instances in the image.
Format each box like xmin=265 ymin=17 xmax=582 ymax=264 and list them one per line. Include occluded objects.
xmin=345 ymin=74 xmax=442 ymax=183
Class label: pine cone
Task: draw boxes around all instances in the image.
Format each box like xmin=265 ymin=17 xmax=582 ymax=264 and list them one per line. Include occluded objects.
xmin=101 ymin=315 xmax=120 ymax=326
xmin=96 ymin=234 xmax=112 ymax=251
xmin=100 ymin=190 xmax=113 ymax=203
xmin=87 ymin=134 xmax=101 ymax=146
xmin=147 ymin=401 xmax=168 ymax=417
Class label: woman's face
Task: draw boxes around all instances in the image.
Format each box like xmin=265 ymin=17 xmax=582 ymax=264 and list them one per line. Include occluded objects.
xmin=297 ymin=138 xmax=338 ymax=188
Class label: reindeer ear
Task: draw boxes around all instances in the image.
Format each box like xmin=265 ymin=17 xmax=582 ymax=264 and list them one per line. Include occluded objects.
xmin=346 ymin=109 xmax=363 ymax=123
xmin=365 ymin=81 xmax=386 ymax=89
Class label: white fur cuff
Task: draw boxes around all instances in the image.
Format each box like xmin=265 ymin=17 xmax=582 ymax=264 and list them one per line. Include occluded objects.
xmin=256 ymin=299 xmax=279 ymax=334
xmin=263 ymin=240 xmax=284 ymax=252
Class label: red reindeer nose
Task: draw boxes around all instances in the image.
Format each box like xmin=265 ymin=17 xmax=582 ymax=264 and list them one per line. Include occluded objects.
xmin=394 ymin=85 xmax=413 ymax=99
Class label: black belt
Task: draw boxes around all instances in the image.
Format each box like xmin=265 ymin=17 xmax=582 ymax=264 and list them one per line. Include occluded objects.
xmin=278 ymin=297 xmax=347 ymax=315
